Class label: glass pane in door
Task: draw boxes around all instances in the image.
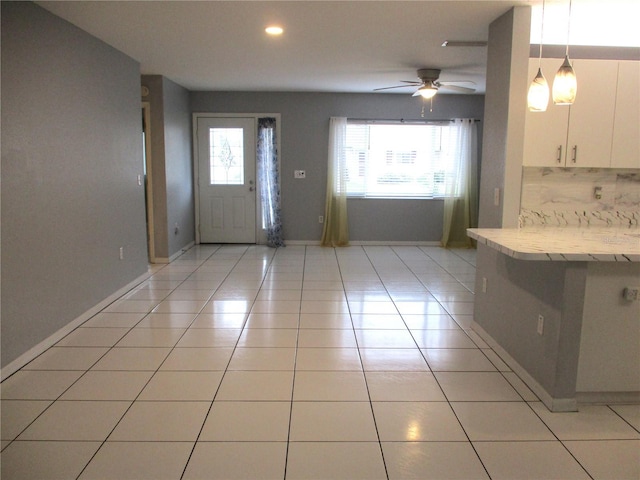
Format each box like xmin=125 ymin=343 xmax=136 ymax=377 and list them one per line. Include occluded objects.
xmin=209 ymin=127 xmax=244 ymax=185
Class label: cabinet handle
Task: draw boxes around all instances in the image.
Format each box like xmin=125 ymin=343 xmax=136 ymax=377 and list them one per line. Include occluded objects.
xmin=571 ymin=145 xmax=577 ymax=163
xmin=556 ymin=145 xmax=563 ymax=164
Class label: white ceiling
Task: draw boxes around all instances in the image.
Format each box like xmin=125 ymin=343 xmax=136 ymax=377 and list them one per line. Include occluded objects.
xmin=38 ymin=1 xmax=540 ymax=95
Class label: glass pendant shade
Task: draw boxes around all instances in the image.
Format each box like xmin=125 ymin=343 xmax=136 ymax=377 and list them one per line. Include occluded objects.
xmin=419 ymin=88 xmax=437 ymax=99
xmin=527 ymin=68 xmax=550 ymax=112
xmin=553 ymin=56 xmax=577 ymax=105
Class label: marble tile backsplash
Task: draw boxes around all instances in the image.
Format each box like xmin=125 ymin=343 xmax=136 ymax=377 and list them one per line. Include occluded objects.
xmin=520 ymin=168 xmax=640 ymax=227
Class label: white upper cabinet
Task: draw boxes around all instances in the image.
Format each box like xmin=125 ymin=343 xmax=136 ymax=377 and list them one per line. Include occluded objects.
xmin=611 ymin=61 xmax=640 ymax=168
xmin=564 ymin=60 xmax=617 ymax=167
xmin=523 ymin=58 xmax=637 ymax=168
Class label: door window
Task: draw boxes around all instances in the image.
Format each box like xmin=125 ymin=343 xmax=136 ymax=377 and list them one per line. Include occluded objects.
xmin=209 ymin=128 xmax=244 ymax=185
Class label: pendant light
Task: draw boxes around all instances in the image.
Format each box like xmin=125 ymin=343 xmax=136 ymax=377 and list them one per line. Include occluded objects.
xmin=553 ymin=0 xmax=577 ymax=105
xmin=527 ymin=0 xmax=549 ymax=112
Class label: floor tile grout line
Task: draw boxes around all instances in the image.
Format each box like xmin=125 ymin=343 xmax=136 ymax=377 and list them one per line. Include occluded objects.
xmin=396 ymin=247 xmax=595 ymax=480
xmin=522 ymin=399 xmax=597 ymax=480
xmin=0 ymin=256 xmax=197 ymax=454
xmin=178 ymin=245 xmax=281 ymax=480
xmin=342 ymin=245 xmax=392 ymax=480
xmin=607 ymin=405 xmax=640 ymax=434
xmin=4 ymin=244 xmax=637 ymax=479
xmin=281 ymin=245 xmax=308 ymax=480
xmin=377 ymin=245 xmax=494 ymax=480
xmin=72 ymin=245 xmax=228 ymax=479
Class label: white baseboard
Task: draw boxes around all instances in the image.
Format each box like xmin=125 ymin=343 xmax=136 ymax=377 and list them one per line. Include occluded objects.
xmin=284 ymin=240 xmax=441 ymax=246
xmin=170 ymin=241 xmax=195 ymax=261
xmin=153 ymin=241 xmax=195 ymax=264
xmin=471 ymin=320 xmax=578 ymax=412
xmin=576 ymin=391 xmax=640 ymax=405
xmin=1 ymin=270 xmax=154 ymax=381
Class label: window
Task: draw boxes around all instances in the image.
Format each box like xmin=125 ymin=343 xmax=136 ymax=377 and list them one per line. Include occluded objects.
xmin=345 ymin=121 xmax=456 ymax=198
xmin=208 ymin=127 xmax=244 ymax=185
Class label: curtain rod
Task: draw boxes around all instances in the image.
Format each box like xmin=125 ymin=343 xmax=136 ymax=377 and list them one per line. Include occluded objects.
xmin=347 ymin=118 xmax=480 ymax=125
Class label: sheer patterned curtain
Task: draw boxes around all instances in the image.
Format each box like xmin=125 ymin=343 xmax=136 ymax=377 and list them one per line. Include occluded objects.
xmin=257 ymin=117 xmax=285 ymax=247
xmin=321 ymin=117 xmax=349 ymax=246
xmin=441 ymin=119 xmax=478 ymax=248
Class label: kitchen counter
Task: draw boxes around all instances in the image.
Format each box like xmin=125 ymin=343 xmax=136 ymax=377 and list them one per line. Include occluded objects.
xmin=467 ymin=227 xmax=640 ymax=262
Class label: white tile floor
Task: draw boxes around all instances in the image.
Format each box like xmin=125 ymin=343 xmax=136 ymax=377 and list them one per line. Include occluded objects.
xmin=2 ymin=245 xmax=639 ymax=480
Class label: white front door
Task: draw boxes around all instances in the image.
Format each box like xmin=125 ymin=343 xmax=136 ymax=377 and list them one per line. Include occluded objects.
xmin=197 ymin=117 xmax=256 ymax=243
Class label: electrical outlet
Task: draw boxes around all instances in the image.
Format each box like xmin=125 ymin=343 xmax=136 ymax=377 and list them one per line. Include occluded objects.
xmin=294 ymin=170 xmax=306 ymax=179
xmin=119 ymin=247 xmax=124 ymax=260
xmin=537 ymin=314 xmax=544 ymax=335
xmin=493 ymin=188 xmax=500 ymax=206
xmin=482 ymin=277 xmax=487 ymax=293
xmin=594 ymin=186 xmax=603 ymax=200
xmin=622 ymin=287 xmax=640 ymax=301
xmin=174 ymin=223 xmax=180 ymax=235
xmin=318 ymin=215 xmax=324 ymax=223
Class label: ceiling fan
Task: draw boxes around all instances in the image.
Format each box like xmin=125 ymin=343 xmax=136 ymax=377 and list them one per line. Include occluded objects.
xmin=374 ymin=68 xmax=476 ymax=99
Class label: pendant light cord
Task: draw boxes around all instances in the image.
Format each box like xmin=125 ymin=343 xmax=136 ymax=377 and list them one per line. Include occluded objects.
xmin=565 ymin=0 xmax=572 ymax=57
xmin=538 ymin=0 xmax=545 ymax=65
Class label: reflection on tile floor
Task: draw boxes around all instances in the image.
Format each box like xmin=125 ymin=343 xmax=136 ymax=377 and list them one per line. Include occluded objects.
xmin=2 ymin=245 xmax=639 ymax=479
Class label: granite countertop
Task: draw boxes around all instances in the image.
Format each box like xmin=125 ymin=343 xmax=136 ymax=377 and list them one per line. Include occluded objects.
xmin=467 ymin=227 xmax=640 ymax=262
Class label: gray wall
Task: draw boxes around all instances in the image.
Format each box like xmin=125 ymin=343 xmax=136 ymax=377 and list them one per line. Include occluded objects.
xmin=190 ymin=92 xmax=484 ymax=242
xmin=478 ymin=7 xmax=530 ymax=228
xmin=142 ymin=75 xmax=194 ymax=260
xmin=163 ymin=78 xmax=195 ymax=255
xmin=474 ymin=244 xmax=587 ymax=406
xmin=1 ymin=2 xmax=148 ymax=368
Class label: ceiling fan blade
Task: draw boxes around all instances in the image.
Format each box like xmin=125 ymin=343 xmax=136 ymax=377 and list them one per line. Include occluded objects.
xmin=440 ymin=80 xmax=477 ymax=86
xmin=439 ymin=84 xmax=476 ymax=93
xmin=374 ymin=84 xmax=420 ymax=92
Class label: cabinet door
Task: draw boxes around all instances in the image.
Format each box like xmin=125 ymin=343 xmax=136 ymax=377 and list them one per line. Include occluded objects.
xmin=565 ymin=59 xmax=618 ymax=167
xmin=611 ymin=61 xmax=640 ymax=168
xmin=523 ymin=58 xmax=569 ymax=167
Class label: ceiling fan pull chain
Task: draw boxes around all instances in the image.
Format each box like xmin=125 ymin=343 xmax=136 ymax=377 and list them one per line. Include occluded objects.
xmin=420 ymin=97 xmax=435 ymax=117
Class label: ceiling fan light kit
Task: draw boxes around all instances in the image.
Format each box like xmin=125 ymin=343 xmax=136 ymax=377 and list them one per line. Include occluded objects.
xmin=374 ymin=68 xmax=476 ymax=100
xmin=415 ymin=84 xmax=438 ymax=99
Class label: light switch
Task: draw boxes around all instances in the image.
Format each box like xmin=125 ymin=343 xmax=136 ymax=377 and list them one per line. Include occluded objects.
xmin=294 ymin=170 xmax=306 ymax=179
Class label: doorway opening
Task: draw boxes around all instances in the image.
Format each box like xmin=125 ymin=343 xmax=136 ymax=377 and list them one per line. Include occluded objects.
xmin=142 ymin=102 xmax=156 ymax=262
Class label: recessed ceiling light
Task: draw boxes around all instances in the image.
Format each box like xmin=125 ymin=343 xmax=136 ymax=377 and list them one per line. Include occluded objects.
xmin=265 ymin=26 xmax=284 ymax=36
